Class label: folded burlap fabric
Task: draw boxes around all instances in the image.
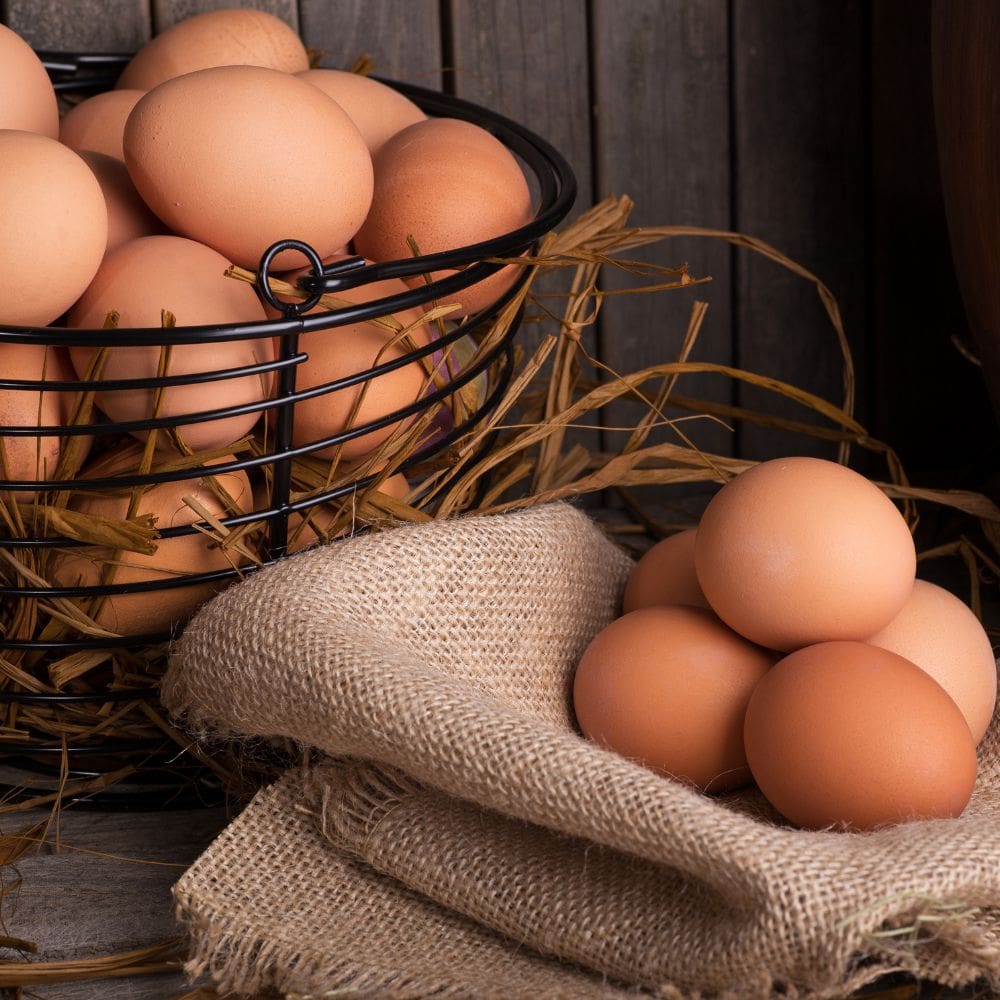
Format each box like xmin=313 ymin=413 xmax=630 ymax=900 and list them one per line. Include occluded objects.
xmin=165 ymin=502 xmax=1000 ymax=998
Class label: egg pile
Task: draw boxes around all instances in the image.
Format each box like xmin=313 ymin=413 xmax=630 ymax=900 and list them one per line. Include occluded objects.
xmin=573 ymin=456 xmax=997 ymax=831
xmin=0 ymin=12 xmax=533 ymax=453
xmin=0 ymin=11 xmax=534 ymax=635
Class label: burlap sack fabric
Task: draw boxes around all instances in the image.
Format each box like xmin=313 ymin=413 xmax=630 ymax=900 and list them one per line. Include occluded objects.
xmin=164 ymin=502 xmax=1000 ymax=999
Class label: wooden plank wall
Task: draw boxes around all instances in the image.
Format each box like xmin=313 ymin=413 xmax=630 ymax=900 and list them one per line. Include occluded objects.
xmin=1 ymin=0 xmax=993 ymax=494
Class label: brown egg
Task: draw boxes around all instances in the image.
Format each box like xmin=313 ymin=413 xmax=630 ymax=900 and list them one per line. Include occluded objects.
xmin=59 ymin=90 xmax=145 ymax=160
xmin=115 ymin=8 xmax=309 ymax=91
xmin=622 ymin=528 xmax=709 ymax=614
xmin=695 ymin=457 xmax=916 ymax=652
xmin=744 ymin=641 xmax=977 ymax=830
xmin=123 ymin=65 xmax=373 ymax=269
xmin=296 ymin=69 xmax=426 ymax=156
xmin=866 ymin=579 xmax=997 ymax=744
xmin=572 ymin=606 xmax=777 ymax=793
xmin=0 ymin=24 xmax=58 ymax=138
xmin=284 ymin=472 xmax=410 ymax=553
xmin=50 ymin=453 xmax=252 ymax=636
xmin=263 ymin=259 xmax=432 ymax=463
xmin=290 ymin=325 xmax=427 ymax=463
xmin=78 ymin=151 xmax=167 ymax=255
xmin=0 ymin=131 xmax=108 ymax=327
xmin=67 ymin=235 xmax=273 ymax=454
xmin=353 ymin=118 xmax=533 ymax=317
xmin=0 ymin=344 xmax=91 ymax=497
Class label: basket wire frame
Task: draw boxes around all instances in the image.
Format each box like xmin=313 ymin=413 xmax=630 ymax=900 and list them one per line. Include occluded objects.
xmin=0 ymin=53 xmax=576 ymax=808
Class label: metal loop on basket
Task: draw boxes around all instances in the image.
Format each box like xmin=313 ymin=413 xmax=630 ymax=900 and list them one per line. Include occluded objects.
xmin=257 ymin=239 xmax=326 ymax=316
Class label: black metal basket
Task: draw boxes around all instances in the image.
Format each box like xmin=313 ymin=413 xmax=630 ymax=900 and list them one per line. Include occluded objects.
xmin=0 ymin=53 xmax=576 ymax=808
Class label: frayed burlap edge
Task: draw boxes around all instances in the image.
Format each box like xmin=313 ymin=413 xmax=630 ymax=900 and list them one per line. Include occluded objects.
xmin=173 ymin=771 xmax=650 ymax=1000
xmin=303 ymin=760 xmax=1000 ymax=999
xmin=175 ymin=771 xmax=915 ymax=1000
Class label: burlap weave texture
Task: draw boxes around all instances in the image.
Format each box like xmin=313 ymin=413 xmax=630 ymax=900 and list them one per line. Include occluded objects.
xmin=165 ymin=502 xmax=1000 ymax=998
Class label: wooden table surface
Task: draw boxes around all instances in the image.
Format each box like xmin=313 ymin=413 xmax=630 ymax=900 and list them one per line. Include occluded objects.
xmin=0 ymin=798 xmax=229 ymax=999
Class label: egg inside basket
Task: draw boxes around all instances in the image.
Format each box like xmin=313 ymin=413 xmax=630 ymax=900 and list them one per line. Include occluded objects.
xmin=0 ymin=51 xmax=576 ymax=806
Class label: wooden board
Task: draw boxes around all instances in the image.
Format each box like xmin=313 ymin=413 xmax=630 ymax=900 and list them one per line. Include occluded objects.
xmin=0 ymin=0 xmax=150 ymax=50
xmin=731 ymin=0 xmax=868 ymax=462
xmin=0 ymin=801 xmax=230 ymax=999
xmin=299 ymin=0 xmax=442 ymax=85
xmin=152 ymin=0 xmax=298 ymax=33
xmin=446 ymin=0 xmax=597 ymax=464
xmin=447 ymin=0 xmax=592 ymax=210
xmin=591 ymin=0 xmax=732 ymax=518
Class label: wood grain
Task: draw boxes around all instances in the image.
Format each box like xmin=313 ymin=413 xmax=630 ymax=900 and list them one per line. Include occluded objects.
xmin=152 ymin=0 xmax=298 ymax=33
xmin=447 ymin=0 xmax=592 ymax=211
xmin=0 ymin=0 xmax=151 ymax=50
xmin=446 ymin=0 xmax=596 ymax=460
xmin=0 ymin=803 xmax=230 ymax=999
xmin=592 ymin=0 xmax=732 ymax=513
xmin=298 ymin=0 xmax=441 ymax=85
xmin=731 ymin=0 xmax=867 ymax=462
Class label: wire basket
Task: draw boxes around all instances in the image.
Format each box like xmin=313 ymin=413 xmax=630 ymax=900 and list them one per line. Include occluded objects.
xmin=0 ymin=53 xmax=576 ymax=807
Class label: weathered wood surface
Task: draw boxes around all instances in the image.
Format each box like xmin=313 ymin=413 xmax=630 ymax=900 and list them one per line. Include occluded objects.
xmin=154 ymin=0 xmax=299 ymax=33
xmin=447 ymin=0 xmax=600 ymax=463
xmin=0 ymin=801 xmax=230 ymax=998
xmin=301 ymin=0 xmax=442 ymax=86
xmin=592 ymin=0 xmax=734 ymax=477
xmin=731 ymin=0 xmax=868 ymax=463
xmin=2 ymin=0 xmax=150 ymax=49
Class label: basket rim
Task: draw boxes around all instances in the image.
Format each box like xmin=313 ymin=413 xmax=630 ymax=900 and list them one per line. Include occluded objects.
xmin=0 ymin=53 xmax=578 ymax=347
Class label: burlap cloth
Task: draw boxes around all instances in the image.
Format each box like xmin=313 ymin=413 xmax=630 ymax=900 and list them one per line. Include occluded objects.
xmin=163 ymin=502 xmax=1000 ymax=999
